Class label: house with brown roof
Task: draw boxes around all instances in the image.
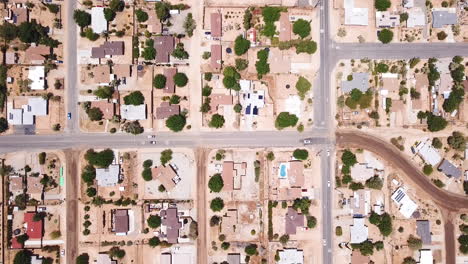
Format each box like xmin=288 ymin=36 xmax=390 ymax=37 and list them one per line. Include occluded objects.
xmin=24 ymin=44 xmax=50 ymax=65
xmin=5 ymin=6 xmax=28 ymax=25
xmin=163 ymin=68 xmax=177 ymax=93
xmin=155 ymin=102 xmax=180 ymax=119
xmin=160 ymin=207 xmax=183 ymax=244
xmin=351 ymin=250 xmax=370 ymax=264
xmin=9 ymin=176 xmax=24 ymax=198
xmin=154 ymin=36 xmax=175 ymax=63
xmin=221 ymin=209 xmax=237 ymax=237
xmin=210 ymin=13 xmax=222 ymax=38
xmin=279 ymin=12 xmax=292 ymax=41
xmin=285 ymin=207 xmax=304 ymax=235
xmin=221 ymin=161 xmax=247 ymax=191
xmin=209 ymin=94 xmax=233 ymax=114
xmin=211 ymin=44 xmax=222 ymax=71
xmin=152 ymin=165 xmax=179 ymax=190
xmin=113 ymin=64 xmax=131 ymax=79
xmin=91 ymin=100 xmax=115 ymax=120
xmin=27 ymin=175 xmax=43 ymax=201
xmin=91 ymin=41 xmax=125 ymax=59
xmin=112 ymin=209 xmax=129 ymax=235
xmin=147 ymin=13 xmax=162 ymax=34
xmin=93 ymin=65 xmax=111 ymax=85
xmin=287 ymin=160 xmax=304 ymax=187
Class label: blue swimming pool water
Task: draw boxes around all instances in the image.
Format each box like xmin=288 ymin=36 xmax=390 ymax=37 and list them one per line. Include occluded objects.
xmin=280 ymin=164 xmax=287 ymax=178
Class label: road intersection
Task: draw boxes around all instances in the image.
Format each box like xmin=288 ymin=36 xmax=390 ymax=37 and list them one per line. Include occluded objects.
xmin=3 ymin=1 xmax=468 ymax=263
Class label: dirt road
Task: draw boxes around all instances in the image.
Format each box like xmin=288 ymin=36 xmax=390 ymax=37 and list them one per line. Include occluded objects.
xmin=196 ymin=148 xmax=207 ymax=264
xmin=64 ymin=149 xmax=79 ymax=264
xmin=336 ymin=130 xmax=468 ymax=264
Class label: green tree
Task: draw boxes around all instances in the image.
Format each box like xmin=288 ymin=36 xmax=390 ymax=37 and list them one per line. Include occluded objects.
xmin=295 ymin=40 xmax=317 ymax=54
xmin=427 ymin=113 xmax=447 ymax=132
xmin=160 ymin=149 xmax=173 ymax=165
xmin=293 ymin=149 xmax=309 ymax=160
xmin=378 ymin=29 xmax=393 ymax=44
xmin=147 ymin=215 xmax=162 ymax=228
xmin=403 ymin=257 xmax=417 ymax=264
xmin=109 ymin=247 xmax=125 ymax=259
xmin=432 ymin=137 xmax=443 ymax=148
xmin=209 ymin=114 xmax=225 ymax=128
xmin=400 ymin=12 xmax=409 ymax=22
xmin=141 ymin=39 xmax=156 ymax=60
xmin=448 ymin=131 xmax=466 ymax=151
xmin=235 ymin=58 xmax=249 ymax=71
xmin=183 ymin=13 xmax=196 ymax=37
xmin=307 ymin=216 xmax=317 ymax=228
xmin=148 ymin=236 xmax=160 ymax=247
xmin=123 ymin=121 xmax=144 ymax=135
xmin=275 ymin=112 xmax=298 ymax=129
xmin=423 ymin=164 xmax=433 ymax=175
xmin=14 ymin=250 xmax=32 ymax=264
xmin=255 ymin=49 xmax=270 ymax=79
xmin=233 ymin=104 xmax=242 ymax=113
xmin=155 ymin=2 xmax=171 ymax=21
xmin=166 ymin=115 xmax=186 ymax=132
xmin=437 ymin=31 xmax=448 ymax=40
xmin=142 ymin=168 xmax=152 ymax=181
xmin=38 ymin=152 xmax=46 ymax=165
xmin=267 ymin=152 xmax=275 ymax=161
xmin=123 ymin=91 xmax=145 ymax=105
xmin=234 ymin=35 xmax=251 ymax=56
xmin=295 ymin=76 xmax=312 ymax=99
xmin=292 ymin=197 xmax=311 ymax=214
xmin=375 ymin=63 xmax=389 ymax=73
xmin=73 ymin=10 xmax=92 ymax=29
xmin=109 ymin=0 xmax=124 ymax=11
xmin=245 ymin=244 xmax=258 ymax=256
xmin=86 ymin=187 xmax=97 ymax=197
xmin=135 ymin=9 xmax=149 ymax=22
xmin=243 ymin=9 xmax=253 ymax=30
xmin=81 ymin=165 xmax=96 ymax=184
xmin=375 ymin=0 xmax=391 ymax=11
xmin=365 ymin=176 xmax=383 ymax=189
xmin=0 ymin=117 xmax=8 ymax=133
xmin=341 ymin=150 xmax=357 ymax=166
xmin=173 ymin=72 xmax=188 ymax=87
xmin=85 ymin=149 xmax=114 ymax=168
xmin=169 ymin=95 xmax=180 ymax=104
xmin=292 ymin=19 xmax=311 ymax=38
xmin=336 ymin=226 xmax=343 ymax=236
xmin=103 ymin=8 xmax=116 ymax=22
xmin=0 ymin=22 xmax=17 ymax=42
xmin=94 ymin=86 xmax=114 ymax=99
xmin=407 ymin=235 xmax=422 ymax=250
xmin=208 ymin=173 xmax=224 ymax=192
xmin=172 ymin=43 xmax=189 ymax=59
xmin=87 ymin=107 xmax=103 ymax=121
xmin=153 ymin=74 xmax=167 ymax=89
xmin=210 ymin=197 xmax=225 ymax=212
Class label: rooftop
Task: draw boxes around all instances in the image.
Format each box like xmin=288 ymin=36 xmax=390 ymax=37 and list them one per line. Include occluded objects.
xmin=28 ymin=66 xmax=45 ymax=90
xmin=96 ymin=164 xmax=120 ymax=187
xmin=152 ymin=165 xmax=178 ymax=190
xmin=91 ymin=7 xmax=107 ymax=34
xmin=91 ymin=41 xmax=125 ymax=59
xmin=344 ymin=0 xmax=368 ymax=26
xmin=93 ymin=65 xmax=111 ymax=84
xmin=414 ymin=140 xmax=442 ymax=166
xmin=432 ymin=8 xmax=457 ymax=28
xmin=210 ymin=12 xmax=222 ymax=38
xmin=341 ymin=73 xmax=369 ymax=93
xmin=113 ymin=209 xmax=129 ymax=234
xmin=438 ymin=159 xmax=462 ymax=178
xmin=416 ymin=220 xmax=432 ymax=245
xmin=350 ymin=217 xmax=368 ymax=244
xmin=97 ymin=254 xmax=117 ymax=264
xmin=121 ymin=104 xmax=146 ymax=121
xmin=210 ymin=44 xmax=222 ymax=71
xmin=154 ymin=36 xmax=175 ymax=63
xmin=155 ymin=102 xmax=180 ymax=119
xmin=91 ymin=100 xmax=115 ymax=120
xmin=163 ymin=68 xmax=177 ymax=94
xmin=209 ymin=94 xmax=233 ymax=114
xmin=160 ymin=207 xmax=182 ymax=244
xmin=221 ymin=161 xmax=247 ymax=191
xmin=279 ymin=12 xmax=292 ymax=41
xmin=391 ymin=188 xmax=418 ymax=218
xmin=277 ymin=248 xmax=304 ymax=264
xmin=24 ymin=212 xmax=43 ymax=239
xmin=25 ymin=45 xmax=50 ymax=64
xmin=351 ymin=250 xmax=370 ymax=264
xmin=285 ymin=207 xmax=305 ymax=235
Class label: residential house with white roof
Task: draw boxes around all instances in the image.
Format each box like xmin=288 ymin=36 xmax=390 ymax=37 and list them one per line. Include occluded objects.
xmin=28 ymin=66 xmax=45 ymax=90
xmin=391 ymin=188 xmax=418 ymax=218
xmin=277 ymin=248 xmax=304 ymax=264
xmin=96 ymin=164 xmax=120 ymax=187
xmin=344 ymin=0 xmax=368 ymax=26
xmin=414 ymin=140 xmax=442 ymax=166
xmin=121 ymin=104 xmax=147 ymax=120
xmin=7 ymin=97 xmax=48 ymax=125
xmin=91 ymin=7 xmax=107 ymax=34
xmin=350 ymin=217 xmax=368 ymax=243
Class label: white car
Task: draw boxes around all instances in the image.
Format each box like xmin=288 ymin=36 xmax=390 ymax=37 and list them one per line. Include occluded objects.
xmin=326 ymin=149 xmax=330 ymax=156
xmin=150 ymin=141 xmax=157 ymax=144
xmin=327 ymin=180 xmax=331 ymax=187
xmin=60 ymin=249 xmax=65 ymax=256
xmin=147 ymin=135 xmax=156 ymax=139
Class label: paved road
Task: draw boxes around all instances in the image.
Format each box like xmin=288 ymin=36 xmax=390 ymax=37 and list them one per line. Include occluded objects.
xmin=64 ymin=150 xmax=78 ymax=264
xmin=65 ymin=0 xmax=78 ymax=133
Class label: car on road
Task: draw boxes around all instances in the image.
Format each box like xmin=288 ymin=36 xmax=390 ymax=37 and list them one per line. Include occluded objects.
xmin=326 ymin=149 xmax=330 ymax=156
xmin=67 ymin=113 xmax=71 ymax=120
xmin=327 ymin=180 xmax=331 ymax=187
xmin=150 ymin=141 xmax=157 ymax=144
xmin=60 ymin=249 xmax=65 ymax=256
xmin=147 ymin=135 xmax=156 ymax=139
xmin=303 ymin=138 xmax=313 ymax=145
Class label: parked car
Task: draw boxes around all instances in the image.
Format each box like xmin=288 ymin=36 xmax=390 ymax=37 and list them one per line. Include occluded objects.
xmin=67 ymin=113 xmax=71 ymax=120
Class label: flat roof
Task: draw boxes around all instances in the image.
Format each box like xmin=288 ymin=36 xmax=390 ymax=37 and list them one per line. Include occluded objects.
xmin=91 ymin=7 xmax=107 ymax=34
xmin=121 ymin=104 xmax=147 ymax=120
xmin=350 ymin=217 xmax=368 ymax=243
xmin=96 ymin=164 xmax=120 ymax=187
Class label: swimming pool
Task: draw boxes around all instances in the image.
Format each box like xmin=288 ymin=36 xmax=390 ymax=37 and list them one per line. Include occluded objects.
xmin=279 ymin=163 xmax=287 ymax=178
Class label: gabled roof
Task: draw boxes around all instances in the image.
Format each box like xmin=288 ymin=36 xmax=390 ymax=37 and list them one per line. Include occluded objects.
xmin=96 ymin=164 xmax=120 ymax=187
xmin=285 ymin=207 xmax=304 ymax=235
xmin=438 ymin=159 xmax=462 ymax=178
xmin=25 ymin=45 xmax=50 ymax=64
xmin=24 ymin=212 xmax=43 ymax=239
xmin=210 ymin=13 xmax=222 ymax=38
xmin=160 ymin=207 xmax=182 ymax=243
xmin=113 ymin=209 xmax=129 ymax=234
xmin=91 ymin=41 xmax=125 ymax=58
xmin=154 ymin=36 xmax=175 ymax=63
xmin=155 ymin=102 xmax=180 ymax=119
xmin=210 ymin=44 xmax=222 ymax=71
xmin=163 ymin=68 xmax=177 ymax=93
xmin=279 ymin=12 xmax=291 ymax=41
xmin=432 ymin=9 xmax=457 ymax=28
xmin=416 ymin=220 xmax=432 ymax=245
xmin=152 ymin=165 xmax=178 ymax=190
xmin=341 ymin=73 xmax=369 ymax=93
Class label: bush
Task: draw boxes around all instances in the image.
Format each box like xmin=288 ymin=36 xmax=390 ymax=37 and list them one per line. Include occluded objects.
xmin=375 ymin=0 xmax=391 ymax=11
xmin=94 ymin=86 xmax=114 ymax=99
xmin=153 ymin=74 xmax=166 ymax=89
xmin=447 ymin=131 xmax=466 ymax=151
xmin=233 ymin=104 xmax=242 ymax=113
xmin=103 ymin=8 xmax=116 ymax=22
xmin=295 ymin=76 xmax=311 ymax=100
xmin=243 ymin=9 xmax=252 ymax=30
xmin=85 ymin=149 xmax=114 ymax=168
xmin=292 ymin=19 xmax=311 ymax=38
xmin=375 ymin=63 xmax=389 ymax=73
xmin=86 ymin=187 xmax=97 ymax=197
xmin=160 ymin=149 xmax=173 ymax=165
xmin=341 ymin=150 xmax=357 ymax=166
xmin=245 ymin=244 xmax=258 ymax=256
xmin=142 ymin=168 xmax=152 ymax=181
xmin=365 ymin=176 xmax=383 ymax=190
xmin=295 ymin=40 xmax=317 ymax=54
xmin=407 ymin=235 xmax=422 ymax=250
xmin=143 ymin=159 xmax=153 ymax=168
xmin=221 ymin=242 xmax=230 ymax=250
xmin=255 ymin=49 xmax=270 ymax=79
xmin=275 ymin=112 xmax=298 ymax=129
xmin=76 ymin=253 xmax=90 ymax=264
xmin=87 ymin=107 xmax=103 ymax=121
xmin=38 ymin=152 xmax=46 ymax=165
xmin=109 ymin=247 xmax=125 ymax=259
xmin=378 ymin=29 xmax=393 ymax=44
xmin=293 ymin=149 xmax=309 ymax=160
xmin=183 ymin=13 xmax=196 ymax=37
xmin=210 ymin=215 xmax=221 ymax=226
xmin=234 ymin=35 xmax=251 ymax=56
xmin=235 ymin=58 xmax=249 ymax=71
xmin=73 ymin=10 xmax=91 ymax=28
xmin=423 ymin=164 xmax=433 ymax=175
xmin=166 ymin=115 xmax=186 ymax=132
xmin=147 ymin=215 xmax=162 ymax=228
xmin=336 ymin=226 xmax=343 ymax=236
xmin=204 ymin=72 xmax=213 ymax=81
xmin=135 ymin=9 xmax=149 ymax=22
xmin=209 ymin=114 xmax=225 ymax=128
xmin=427 ymin=113 xmax=447 ymax=132
xmin=148 ymin=236 xmax=160 ymax=247
xmin=208 ymin=173 xmax=224 ymax=192
xmin=432 ymin=137 xmax=443 ymax=148
xmin=437 ymin=31 xmax=448 ymax=40
xmin=173 ymin=72 xmax=188 ymax=87
xmin=210 ymin=197 xmax=224 ymax=212
xmin=307 ymin=216 xmax=317 ymax=228
xmin=123 ymin=91 xmax=145 ymax=105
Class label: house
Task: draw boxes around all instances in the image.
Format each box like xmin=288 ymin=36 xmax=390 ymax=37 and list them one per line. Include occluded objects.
xmin=376 ymin=11 xmax=400 ymax=28
xmin=24 ymin=212 xmax=43 ymax=240
xmin=160 ymin=207 xmax=183 ymax=243
xmin=210 ymin=13 xmax=222 ymax=38
xmin=344 ymin=0 xmax=368 ymax=26
xmin=221 ymin=161 xmax=247 ymax=191
xmin=96 ymin=164 xmax=120 ymax=187
xmin=155 ymin=102 xmax=180 ymax=119
xmin=121 ymin=104 xmax=146 ymax=120
xmin=438 ymin=159 xmax=462 ymax=178
xmin=25 ymin=45 xmax=50 ymax=65
xmin=91 ymin=41 xmax=125 ymax=59
xmin=285 ymin=207 xmax=304 ymax=235
xmin=91 ymin=101 xmax=115 ymax=120
xmin=5 ymin=5 xmax=28 ymax=25
xmin=113 ymin=64 xmax=131 ymax=80
xmin=152 ymin=165 xmax=179 ymax=190
xmin=279 ymin=12 xmax=292 ymax=41
xmin=350 ymin=190 xmax=371 ymax=216
xmin=341 ymin=73 xmax=369 ymax=93
xmin=242 ymin=90 xmax=265 ymax=116
xmin=210 ymin=44 xmax=222 ymax=71
xmin=160 ymin=253 xmax=172 ymax=264
xmin=209 ymin=94 xmax=233 ymax=114
xmin=163 ymin=68 xmax=177 ymax=93
xmin=97 ymin=254 xmax=117 ymax=264
xmin=350 ymin=217 xmax=368 ymax=243
xmin=391 ymin=188 xmax=418 ymax=218
xmin=247 ymin=28 xmax=258 ymax=47
xmin=28 ymin=66 xmax=45 ymax=90
xmin=9 ymin=176 xmax=24 ymax=198
xmin=7 ymin=97 xmax=48 ymax=125
xmin=112 ymin=209 xmax=129 ymax=235
xmin=271 ymin=187 xmax=302 ymax=201
xmin=226 ymin=254 xmax=240 ymax=264
xmin=277 ymin=160 xmax=305 ymax=187
xmin=221 ymin=209 xmax=238 ymax=236
xmin=93 ymin=65 xmax=112 ymax=85
xmin=5 ymin=52 xmax=18 ymax=64
xmin=91 ymin=7 xmax=107 ymax=34
xmin=154 ymin=36 xmax=175 ymax=63
xmin=269 ymin=48 xmax=291 ymax=74
xmin=277 ymin=248 xmax=304 ymax=264
xmin=27 ymin=176 xmax=43 ymax=200
xmin=351 ymin=250 xmax=370 ymax=264
xmin=416 ymin=220 xmax=432 ymax=245
xmin=432 ymin=8 xmax=457 ymax=28
xmin=147 ymin=12 xmax=162 ymax=34
xmin=418 ymin=249 xmax=433 ymax=264
xmin=350 ymin=164 xmax=375 ymax=182
xmin=407 ymin=8 xmax=426 ymax=27
xmin=414 ymin=140 xmax=442 ymax=166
